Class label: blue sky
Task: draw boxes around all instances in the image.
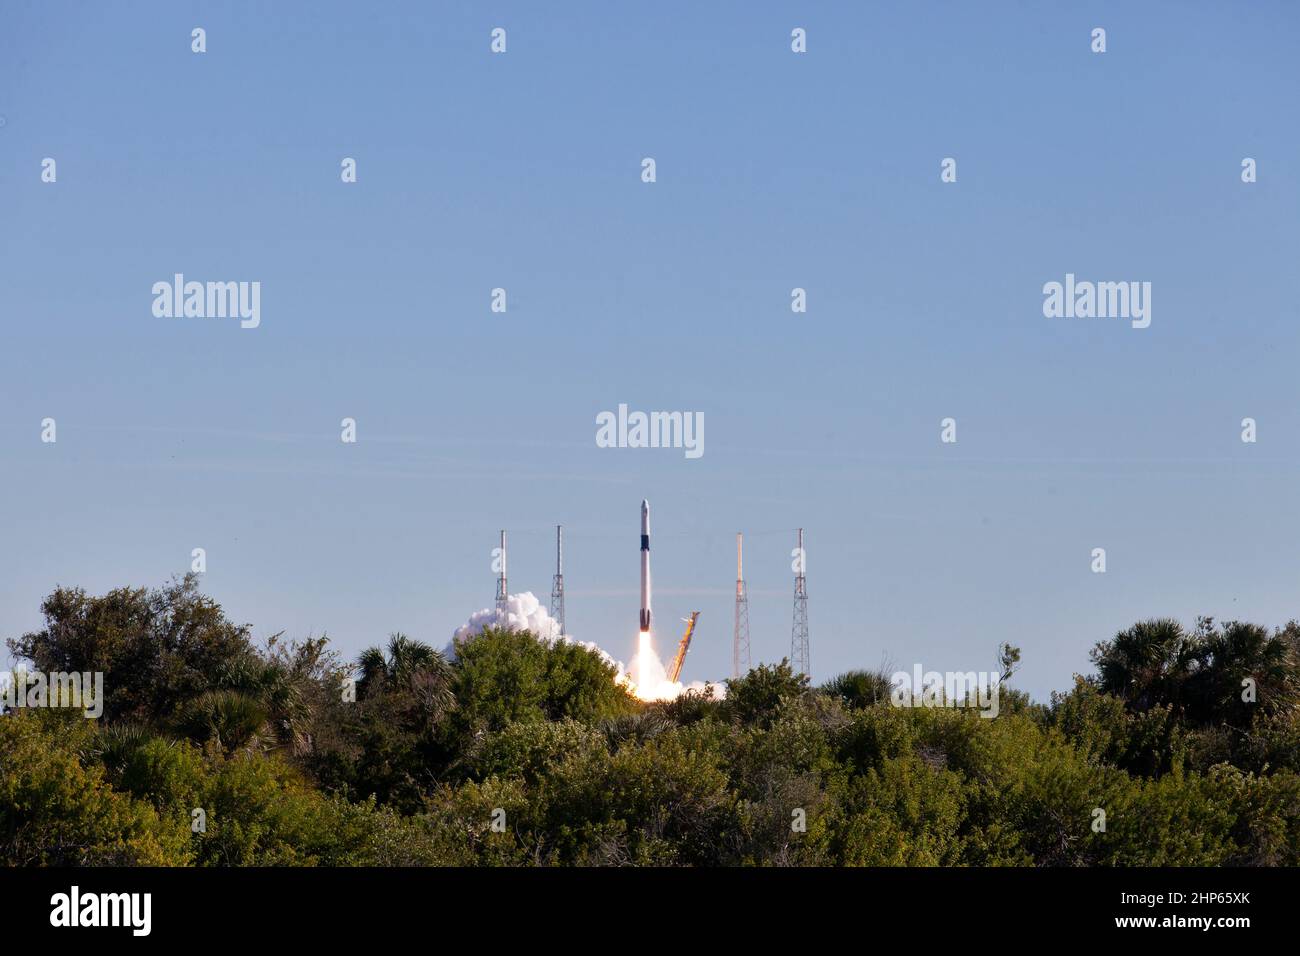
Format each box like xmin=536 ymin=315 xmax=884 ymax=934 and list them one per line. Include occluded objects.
xmin=2 ymin=1 xmax=1298 ymax=700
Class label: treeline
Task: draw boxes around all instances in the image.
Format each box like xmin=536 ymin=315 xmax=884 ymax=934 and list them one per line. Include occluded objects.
xmin=2 ymin=576 xmax=1298 ymax=866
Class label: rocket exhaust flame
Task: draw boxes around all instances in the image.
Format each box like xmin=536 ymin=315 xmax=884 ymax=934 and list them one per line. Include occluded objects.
xmin=630 ymin=629 xmax=677 ymax=702
xmin=455 ymin=501 xmax=724 ymax=703
xmin=627 ymin=500 xmax=678 ymax=701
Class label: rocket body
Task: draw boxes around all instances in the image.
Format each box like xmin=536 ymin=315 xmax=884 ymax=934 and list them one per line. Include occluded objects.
xmin=640 ymin=499 xmax=652 ymax=632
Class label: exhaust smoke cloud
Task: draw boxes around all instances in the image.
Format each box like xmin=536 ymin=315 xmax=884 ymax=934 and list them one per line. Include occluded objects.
xmin=451 ymin=592 xmax=722 ymax=701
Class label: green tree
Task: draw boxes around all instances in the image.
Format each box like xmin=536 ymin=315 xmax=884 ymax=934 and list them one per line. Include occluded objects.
xmin=723 ymin=659 xmax=809 ymax=729
xmin=0 ymin=712 xmax=191 ymax=865
xmin=358 ymin=633 xmax=455 ymax=722
xmin=7 ymin=576 xmax=258 ymax=726
xmin=1090 ymin=618 xmax=1197 ymax=715
xmin=452 ymin=629 xmax=636 ymax=733
xmin=1185 ymin=619 xmax=1299 ymax=727
xmin=822 ymin=669 xmax=893 ymax=710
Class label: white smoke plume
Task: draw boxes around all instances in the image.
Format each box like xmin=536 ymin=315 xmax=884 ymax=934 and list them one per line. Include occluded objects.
xmin=449 ymin=592 xmax=631 ymax=685
xmin=452 ymin=591 xmax=563 ymax=646
xmin=450 ymin=592 xmax=723 ymax=701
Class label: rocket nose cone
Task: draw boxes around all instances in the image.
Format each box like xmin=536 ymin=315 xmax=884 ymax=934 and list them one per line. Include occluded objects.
xmin=641 ymin=499 xmax=648 ymax=510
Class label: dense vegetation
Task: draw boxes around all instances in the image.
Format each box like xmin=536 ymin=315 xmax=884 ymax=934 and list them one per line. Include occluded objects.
xmin=3 ymin=576 xmax=1298 ymax=866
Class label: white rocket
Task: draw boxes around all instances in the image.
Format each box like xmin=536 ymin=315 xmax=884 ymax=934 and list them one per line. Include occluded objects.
xmin=640 ymin=499 xmax=652 ymax=633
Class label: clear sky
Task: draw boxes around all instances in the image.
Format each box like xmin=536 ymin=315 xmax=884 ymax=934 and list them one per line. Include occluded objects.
xmin=2 ymin=1 xmax=1298 ymax=700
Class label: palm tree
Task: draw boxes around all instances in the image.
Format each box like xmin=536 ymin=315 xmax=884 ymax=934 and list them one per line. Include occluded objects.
xmin=821 ymin=669 xmax=894 ymax=709
xmin=93 ymin=722 xmax=158 ymax=770
xmin=1189 ymin=620 xmax=1300 ymax=726
xmin=600 ymin=711 xmax=674 ymax=749
xmin=207 ymin=637 xmax=318 ymax=754
xmin=1090 ymin=618 xmax=1198 ymax=713
xmin=174 ymin=689 xmax=269 ymax=752
xmin=357 ymin=633 xmax=455 ymax=725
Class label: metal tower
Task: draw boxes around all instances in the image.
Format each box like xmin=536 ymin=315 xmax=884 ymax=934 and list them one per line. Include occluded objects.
xmin=733 ymin=533 xmax=750 ymax=678
xmin=791 ymin=528 xmax=810 ymax=677
xmin=495 ymin=530 xmax=508 ymax=610
xmin=550 ymin=525 xmax=566 ymax=636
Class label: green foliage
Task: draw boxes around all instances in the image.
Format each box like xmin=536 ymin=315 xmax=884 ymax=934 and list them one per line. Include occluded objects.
xmin=538 ymin=727 xmax=737 ymax=865
xmin=94 ymin=722 xmax=158 ymax=772
xmin=1210 ymin=765 xmax=1300 ymax=866
xmin=835 ymin=703 xmax=919 ymax=772
xmin=7 ymin=575 xmax=258 ymax=725
xmin=655 ymin=684 xmax=723 ymax=726
xmin=0 ymin=712 xmax=191 ymax=865
xmin=472 ymin=718 xmax=608 ymax=784
xmin=831 ymin=755 xmax=966 ymax=865
xmin=452 ymin=628 xmax=637 ymax=732
xmin=304 ymin=633 xmax=455 ymax=813
xmin=194 ymin=752 xmax=354 ymax=865
xmin=1048 ymin=677 xmax=1186 ymax=777
xmin=174 ymin=690 xmax=269 ymax=753
xmin=1091 ymin=617 xmax=1300 ymax=728
xmin=723 ymin=659 xmax=810 ymax=729
xmin=358 ymin=633 xmax=455 ymax=721
xmin=5 ymin=577 xmax=1300 ymax=867
xmin=112 ymin=737 xmax=206 ymax=813
xmin=1187 ymin=620 xmax=1299 ymax=725
xmin=821 ymin=669 xmax=893 ymax=710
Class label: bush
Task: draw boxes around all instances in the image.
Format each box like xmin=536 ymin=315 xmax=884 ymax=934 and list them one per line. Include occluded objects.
xmin=452 ymin=629 xmax=637 ymax=732
xmin=0 ymin=713 xmax=191 ymax=865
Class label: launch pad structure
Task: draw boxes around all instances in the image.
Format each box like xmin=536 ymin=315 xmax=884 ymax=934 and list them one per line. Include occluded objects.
xmin=667 ymin=612 xmax=700 ymax=684
xmin=489 ymin=500 xmax=806 ymax=688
